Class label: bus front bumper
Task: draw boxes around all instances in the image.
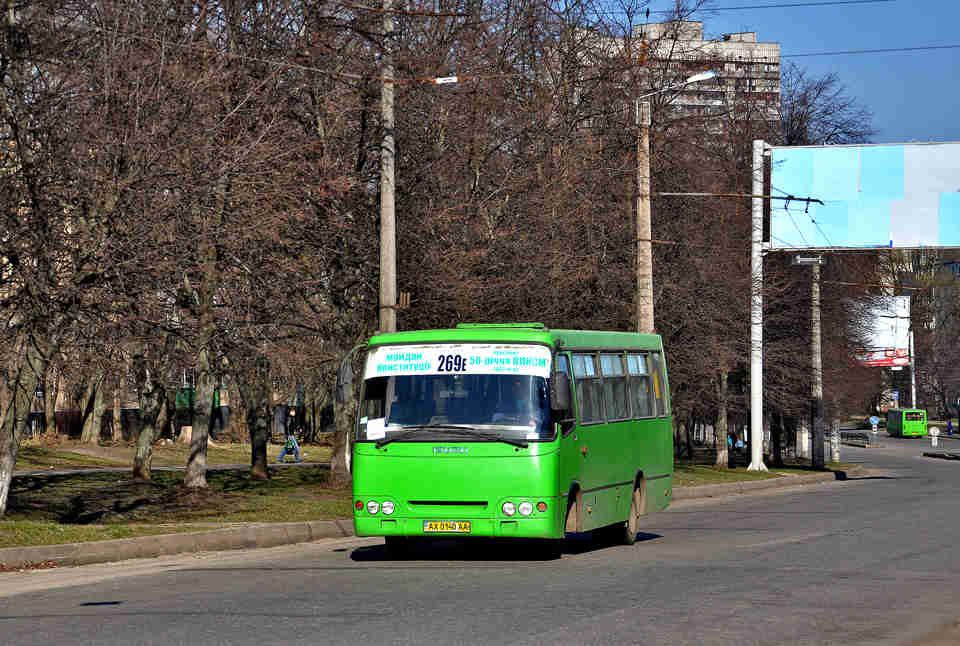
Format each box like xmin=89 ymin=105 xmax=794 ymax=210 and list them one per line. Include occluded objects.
xmin=355 ymin=513 xmax=563 ymax=540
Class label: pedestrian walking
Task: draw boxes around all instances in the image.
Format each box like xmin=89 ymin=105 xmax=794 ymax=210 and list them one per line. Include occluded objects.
xmin=277 ymin=426 xmax=302 ymax=463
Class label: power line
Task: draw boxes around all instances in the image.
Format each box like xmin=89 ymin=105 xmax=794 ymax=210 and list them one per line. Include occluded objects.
xmin=784 ymin=44 xmax=960 ymax=57
xmin=823 ymin=280 xmax=927 ymax=291
xmin=90 ymin=27 xmax=522 ymax=85
xmin=706 ymin=0 xmax=894 ymax=10
xmin=593 ymin=0 xmax=893 ymax=18
xmin=771 ymin=234 xmax=801 ymax=248
xmin=771 ymin=184 xmax=835 ymax=247
xmin=336 ymin=1 xmax=470 ymax=17
xmin=786 ymin=210 xmax=811 ymax=247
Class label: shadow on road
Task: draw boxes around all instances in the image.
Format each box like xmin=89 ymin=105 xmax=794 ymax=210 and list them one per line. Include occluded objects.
xmin=832 ymin=470 xmax=897 ymax=481
xmin=350 ymin=531 xmax=663 ymax=562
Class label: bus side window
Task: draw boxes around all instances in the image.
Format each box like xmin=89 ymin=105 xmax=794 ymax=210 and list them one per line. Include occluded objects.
xmin=572 ymin=353 xmax=603 ymax=424
xmin=627 ymin=354 xmax=653 ymax=419
xmin=650 ymin=353 xmax=668 ymax=417
xmin=600 ymin=353 xmax=629 ymax=421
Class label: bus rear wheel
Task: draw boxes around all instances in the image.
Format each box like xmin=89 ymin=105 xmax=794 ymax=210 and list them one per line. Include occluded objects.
xmin=621 ymin=486 xmax=642 ymax=546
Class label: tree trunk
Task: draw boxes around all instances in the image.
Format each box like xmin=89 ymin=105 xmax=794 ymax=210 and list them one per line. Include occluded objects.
xmin=78 ymin=376 xmax=99 ymax=442
xmin=331 ymin=391 xmax=356 ymax=482
xmin=0 ymin=336 xmax=45 ymax=516
xmin=715 ymin=371 xmax=729 ymax=468
xmin=133 ymin=358 xmax=166 ymax=481
xmin=235 ymin=355 xmax=271 ymax=480
xmin=771 ymin=411 xmax=784 ymax=467
xmin=184 ymin=348 xmax=213 ymax=488
xmin=112 ymin=380 xmax=122 ymax=442
xmin=43 ymin=364 xmax=58 ymax=436
xmin=247 ymin=387 xmax=271 ymax=481
xmin=80 ymin=375 xmax=107 ymax=443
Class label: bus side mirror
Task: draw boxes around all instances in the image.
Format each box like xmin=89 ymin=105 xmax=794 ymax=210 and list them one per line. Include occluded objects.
xmin=550 ymin=372 xmax=571 ymax=414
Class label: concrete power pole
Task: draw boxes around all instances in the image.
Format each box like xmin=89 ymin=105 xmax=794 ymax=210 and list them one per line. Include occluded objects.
xmin=909 ymin=329 xmax=917 ymax=408
xmin=635 ymin=100 xmax=653 ymax=334
xmin=748 ymin=140 xmax=768 ymax=471
xmin=378 ymin=0 xmax=397 ymax=334
xmin=811 ymin=263 xmax=826 ymax=469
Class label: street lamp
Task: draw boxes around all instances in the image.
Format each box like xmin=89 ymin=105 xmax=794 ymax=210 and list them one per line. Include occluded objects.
xmin=635 ymin=70 xmax=717 ymax=333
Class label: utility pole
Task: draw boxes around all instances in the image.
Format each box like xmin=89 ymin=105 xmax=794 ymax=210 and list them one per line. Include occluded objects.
xmin=378 ymin=0 xmax=397 ymax=333
xmin=811 ymin=262 xmax=825 ymax=469
xmin=631 ymin=72 xmax=718 ymax=335
xmin=748 ymin=140 xmax=767 ymax=471
xmin=635 ymin=100 xmax=653 ymax=334
xmin=909 ymin=328 xmax=917 ymax=407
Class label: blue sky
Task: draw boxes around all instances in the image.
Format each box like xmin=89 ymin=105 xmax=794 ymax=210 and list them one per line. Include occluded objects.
xmin=649 ymin=0 xmax=960 ymax=144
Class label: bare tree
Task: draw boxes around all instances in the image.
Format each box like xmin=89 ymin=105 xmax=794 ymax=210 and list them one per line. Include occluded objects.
xmin=779 ymin=62 xmax=875 ymax=146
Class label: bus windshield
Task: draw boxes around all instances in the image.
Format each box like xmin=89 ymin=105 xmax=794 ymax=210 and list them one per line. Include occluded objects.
xmin=358 ymin=373 xmax=553 ymax=443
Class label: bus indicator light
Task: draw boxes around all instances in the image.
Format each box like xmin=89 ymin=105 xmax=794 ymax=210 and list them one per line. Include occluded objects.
xmin=355 ymin=500 xmax=363 ymax=511
xmin=536 ymin=502 xmax=547 ymax=513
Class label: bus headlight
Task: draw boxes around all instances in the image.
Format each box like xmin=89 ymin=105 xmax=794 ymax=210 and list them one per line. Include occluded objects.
xmin=518 ymin=502 xmax=533 ymax=516
xmin=366 ymin=501 xmax=380 ymax=514
xmin=381 ymin=501 xmax=395 ymax=515
xmin=502 ymin=501 xmax=516 ymax=516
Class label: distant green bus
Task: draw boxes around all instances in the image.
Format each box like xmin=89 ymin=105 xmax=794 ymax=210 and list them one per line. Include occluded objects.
xmin=886 ymin=408 xmax=927 ymax=437
xmin=348 ymin=323 xmax=673 ymax=555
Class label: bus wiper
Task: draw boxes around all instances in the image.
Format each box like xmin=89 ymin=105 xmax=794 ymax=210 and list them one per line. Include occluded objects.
xmin=375 ymin=425 xmax=529 ymax=449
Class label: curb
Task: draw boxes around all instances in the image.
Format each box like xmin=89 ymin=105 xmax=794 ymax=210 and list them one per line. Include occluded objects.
xmin=923 ymin=451 xmax=960 ymax=460
xmin=0 ymin=520 xmax=353 ymax=570
xmin=671 ymin=471 xmax=838 ymax=500
xmin=0 ymin=471 xmax=843 ymax=570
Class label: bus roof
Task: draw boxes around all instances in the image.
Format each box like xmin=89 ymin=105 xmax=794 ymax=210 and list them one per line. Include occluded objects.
xmin=367 ymin=324 xmax=663 ymax=352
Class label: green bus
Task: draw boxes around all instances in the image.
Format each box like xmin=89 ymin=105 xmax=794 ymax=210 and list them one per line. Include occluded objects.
xmin=886 ymin=408 xmax=927 ymax=437
xmin=348 ymin=323 xmax=673 ymax=555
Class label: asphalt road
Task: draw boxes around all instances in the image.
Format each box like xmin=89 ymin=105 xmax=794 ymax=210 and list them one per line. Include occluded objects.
xmin=3 ymin=435 xmax=960 ymax=646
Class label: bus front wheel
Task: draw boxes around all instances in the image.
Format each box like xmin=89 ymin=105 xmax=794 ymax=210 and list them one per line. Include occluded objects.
xmin=540 ymin=538 xmax=563 ymax=560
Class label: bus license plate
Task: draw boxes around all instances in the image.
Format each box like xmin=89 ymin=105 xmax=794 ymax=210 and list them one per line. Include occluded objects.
xmin=423 ymin=520 xmax=471 ymax=533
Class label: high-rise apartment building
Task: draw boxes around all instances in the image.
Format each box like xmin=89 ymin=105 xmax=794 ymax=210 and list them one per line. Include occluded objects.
xmin=633 ymin=21 xmax=781 ymax=123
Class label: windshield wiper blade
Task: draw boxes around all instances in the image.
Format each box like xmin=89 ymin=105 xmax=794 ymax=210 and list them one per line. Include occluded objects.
xmin=375 ymin=425 xmax=528 ymax=449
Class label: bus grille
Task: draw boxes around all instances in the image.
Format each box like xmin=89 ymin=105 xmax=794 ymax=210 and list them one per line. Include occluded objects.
xmin=409 ymin=500 xmax=488 ymax=507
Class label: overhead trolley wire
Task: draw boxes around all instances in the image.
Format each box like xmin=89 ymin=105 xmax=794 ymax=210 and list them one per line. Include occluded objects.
xmin=784 ymin=44 xmax=960 ymax=57
xmin=707 ymin=0 xmax=894 ymax=9
xmin=592 ymin=0 xmax=893 ymax=19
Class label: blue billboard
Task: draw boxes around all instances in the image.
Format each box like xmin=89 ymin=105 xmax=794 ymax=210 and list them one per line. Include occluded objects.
xmin=769 ymin=142 xmax=960 ymax=249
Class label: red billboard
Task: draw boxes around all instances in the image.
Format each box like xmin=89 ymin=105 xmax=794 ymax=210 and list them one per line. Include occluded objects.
xmin=855 ymin=347 xmax=910 ymax=367
xmin=856 ymin=296 xmax=911 ymax=368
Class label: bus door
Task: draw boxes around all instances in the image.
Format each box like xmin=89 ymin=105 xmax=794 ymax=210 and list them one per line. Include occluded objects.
xmin=555 ymin=354 xmax=584 ymax=523
xmin=566 ymin=352 xmax=608 ymax=527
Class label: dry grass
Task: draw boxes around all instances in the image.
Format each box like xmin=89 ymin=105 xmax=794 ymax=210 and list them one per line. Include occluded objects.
xmin=16 ymin=437 xmax=332 ymax=472
xmin=2 ymin=464 xmax=352 ymax=549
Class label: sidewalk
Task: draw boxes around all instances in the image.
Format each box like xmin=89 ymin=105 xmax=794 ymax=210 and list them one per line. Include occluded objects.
xmin=0 ymin=470 xmax=842 ymax=570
